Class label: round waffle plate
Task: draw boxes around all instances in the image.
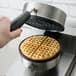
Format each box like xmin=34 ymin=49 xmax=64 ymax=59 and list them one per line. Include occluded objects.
xmin=19 ymin=36 xmax=60 ymax=61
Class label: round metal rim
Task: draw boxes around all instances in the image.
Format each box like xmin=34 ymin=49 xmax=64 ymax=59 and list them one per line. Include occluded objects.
xmin=19 ymin=35 xmax=61 ymax=63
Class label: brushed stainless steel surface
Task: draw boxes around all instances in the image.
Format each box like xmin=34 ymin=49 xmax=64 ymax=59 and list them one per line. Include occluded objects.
xmin=23 ymin=2 xmax=66 ymax=28
xmin=22 ymin=55 xmax=60 ymax=72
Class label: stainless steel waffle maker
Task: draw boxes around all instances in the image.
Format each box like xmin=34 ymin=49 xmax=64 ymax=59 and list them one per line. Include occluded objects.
xmin=10 ymin=2 xmax=68 ymax=76
xmin=6 ymin=3 xmax=76 ymax=76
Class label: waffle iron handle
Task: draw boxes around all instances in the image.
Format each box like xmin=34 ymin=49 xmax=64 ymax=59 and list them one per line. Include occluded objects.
xmin=10 ymin=11 xmax=31 ymax=32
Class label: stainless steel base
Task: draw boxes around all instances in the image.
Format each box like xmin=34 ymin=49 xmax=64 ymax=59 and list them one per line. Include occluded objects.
xmin=6 ymin=51 xmax=75 ymax=76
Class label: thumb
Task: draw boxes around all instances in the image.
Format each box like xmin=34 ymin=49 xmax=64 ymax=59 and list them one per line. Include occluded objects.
xmin=10 ymin=29 xmax=22 ymax=39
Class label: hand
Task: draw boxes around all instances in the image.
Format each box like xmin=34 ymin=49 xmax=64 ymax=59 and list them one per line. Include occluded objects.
xmin=0 ymin=17 xmax=22 ymax=48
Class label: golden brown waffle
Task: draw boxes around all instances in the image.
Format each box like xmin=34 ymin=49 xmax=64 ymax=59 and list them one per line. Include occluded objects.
xmin=20 ymin=36 xmax=60 ymax=61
